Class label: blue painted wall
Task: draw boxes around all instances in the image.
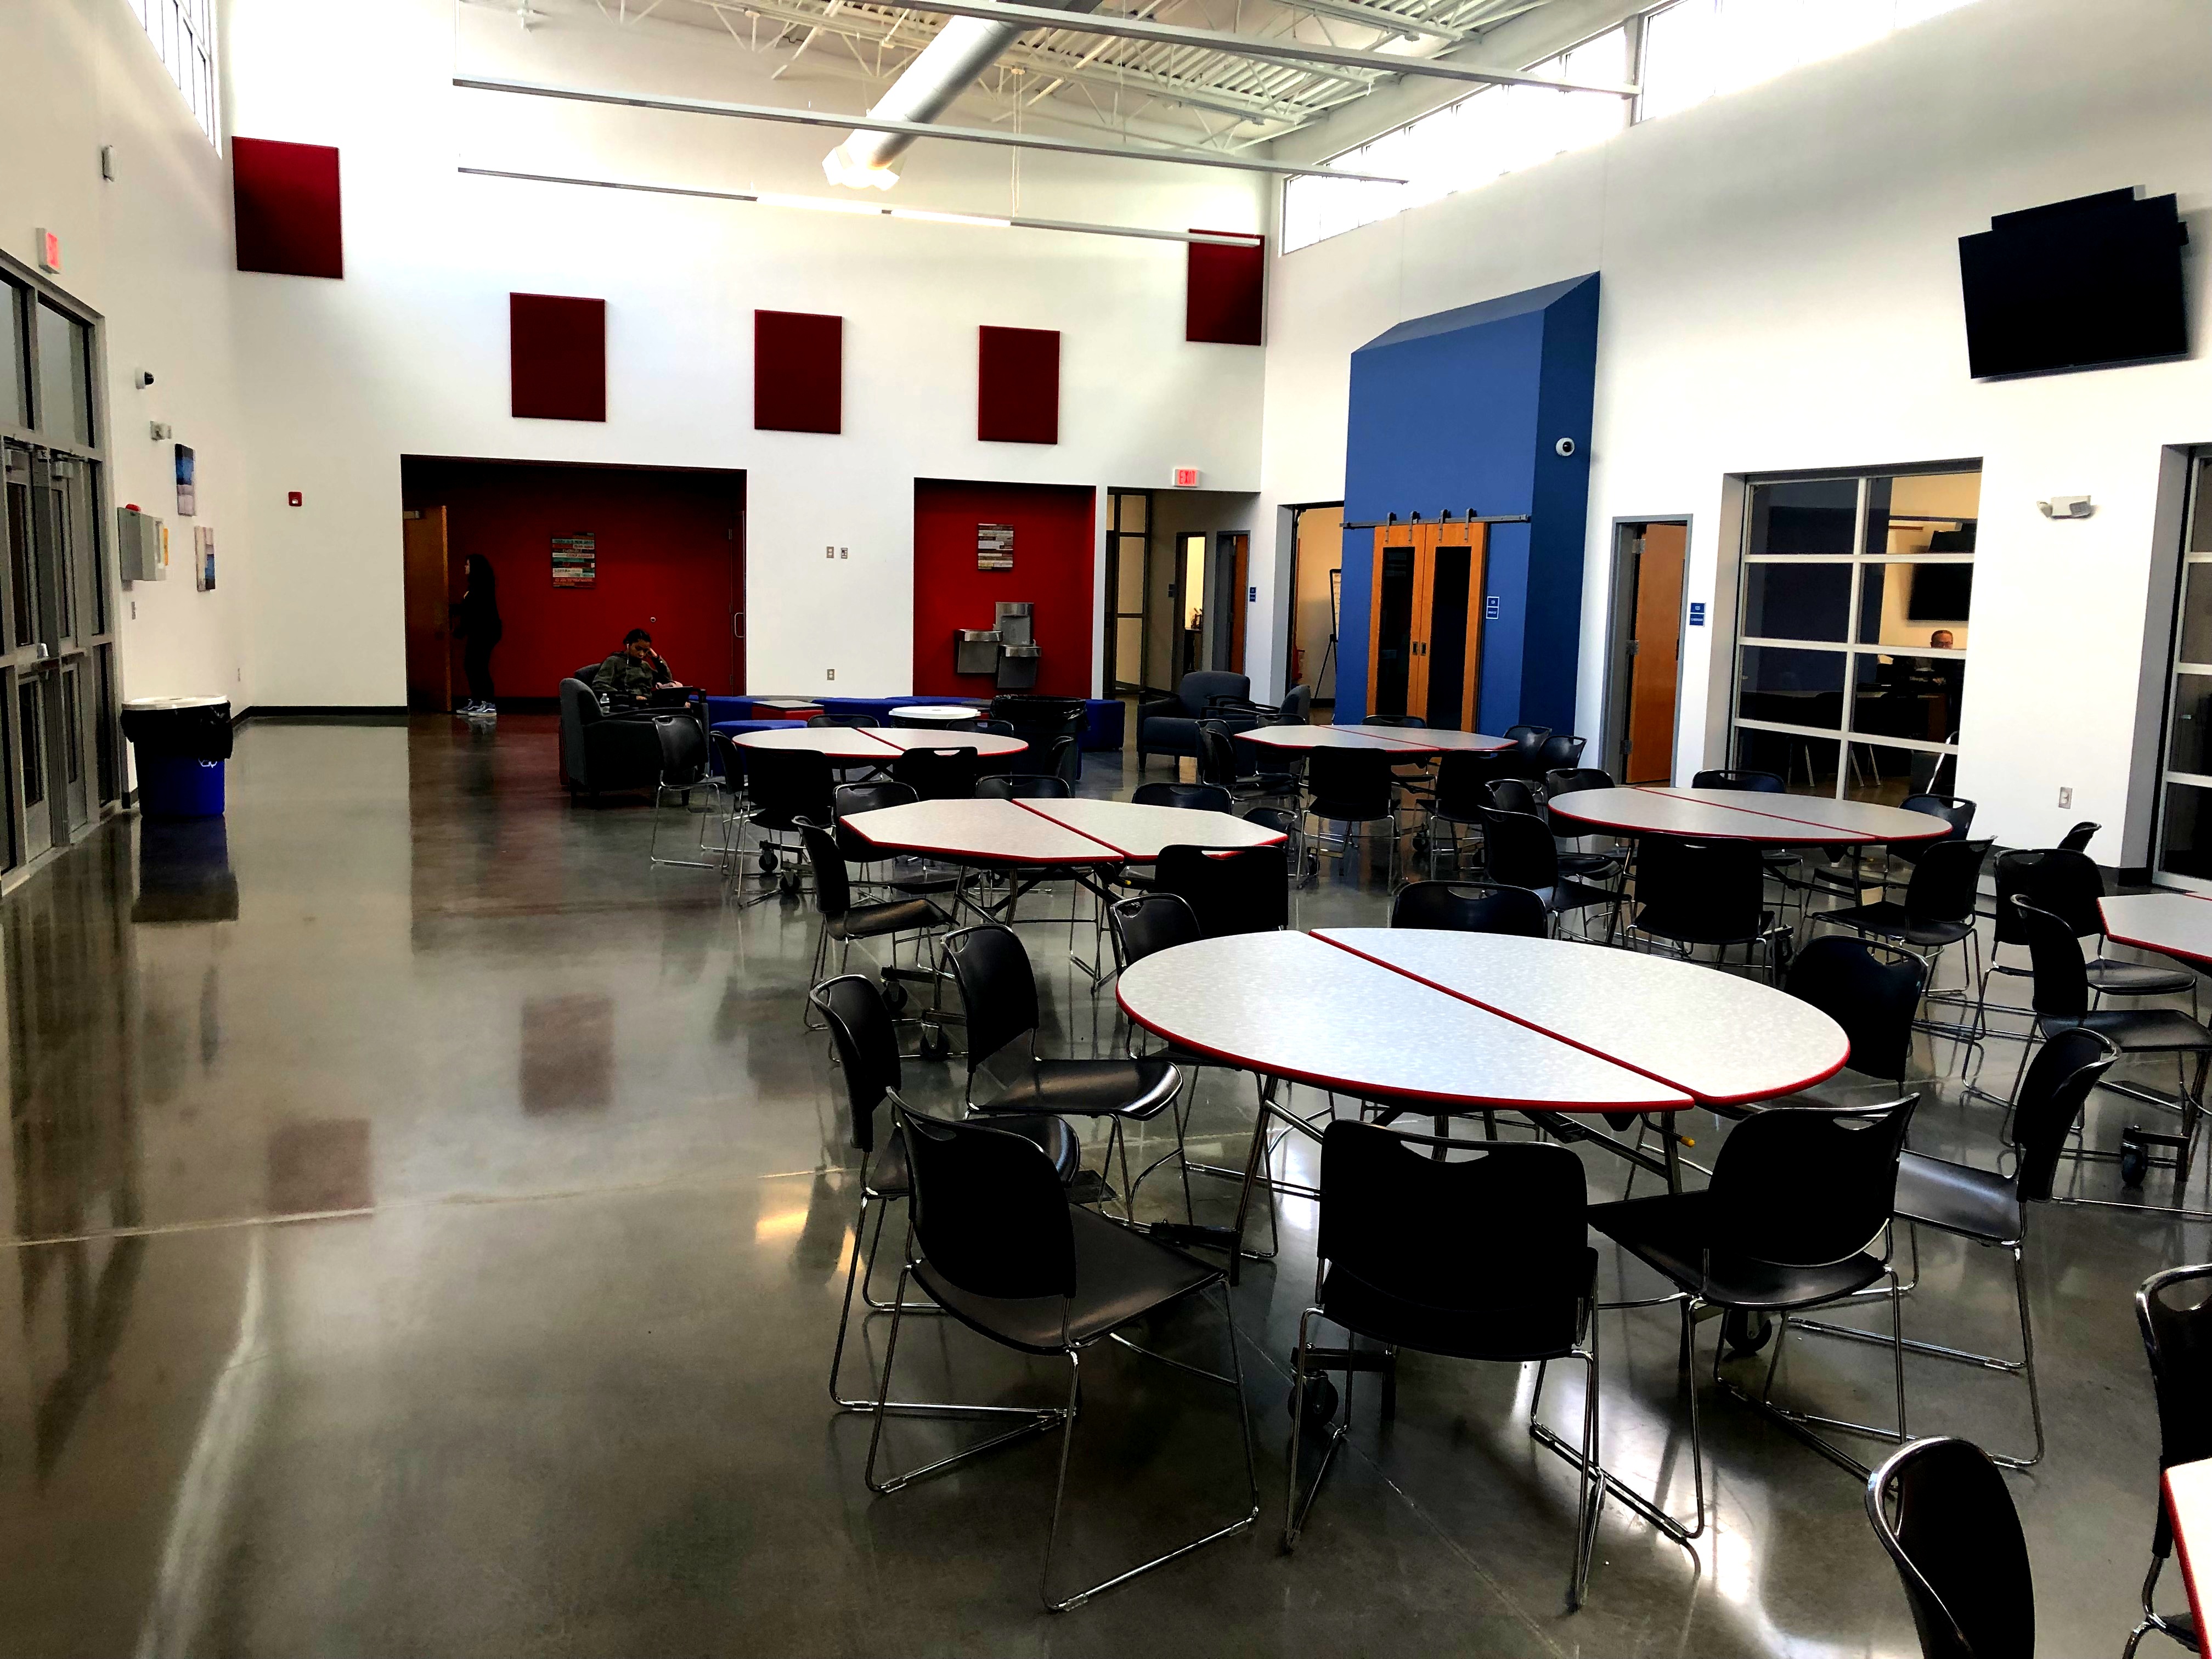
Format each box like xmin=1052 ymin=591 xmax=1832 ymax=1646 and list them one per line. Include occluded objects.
xmin=1336 ymin=274 xmax=1599 ymax=734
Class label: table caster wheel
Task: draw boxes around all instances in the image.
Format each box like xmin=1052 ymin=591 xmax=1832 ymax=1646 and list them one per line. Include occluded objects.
xmin=758 ymin=848 xmax=778 ymax=873
xmin=779 ymin=870 xmax=801 ymax=897
xmin=2120 ymin=1127 xmax=2148 ymax=1188
xmin=1721 ymin=1308 xmax=1774 ymax=1358
xmin=882 ymin=979 xmax=908 ymax=1013
xmin=1288 ymin=1375 xmax=1340 ymax=1426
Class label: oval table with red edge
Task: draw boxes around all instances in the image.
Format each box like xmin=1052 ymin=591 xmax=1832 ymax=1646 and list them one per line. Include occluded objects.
xmin=1547 ymin=786 xmax=1951 ymax=847
xmin=2100 ymin=893 xmax=2212 ymax=969
xmin=732 ymin=725 xmax=1028 ymax=764
xmin=1239 ymin=724 xmax=1514 ymax=758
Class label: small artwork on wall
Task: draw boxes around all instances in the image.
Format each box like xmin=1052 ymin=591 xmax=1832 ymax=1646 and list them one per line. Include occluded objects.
xmin=551 ymin=533 xmax=596 ymax=588
xmin=174 ymin=444 xmax=196 ymax=516
xmin=194 ymin=524 xmax=216 ymax=591
xmin=977 ymin=523 xmax=1014 ymax=571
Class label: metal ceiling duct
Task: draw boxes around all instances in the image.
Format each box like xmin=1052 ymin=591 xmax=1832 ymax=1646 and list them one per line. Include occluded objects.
xmin=822 ymin=0 xmax=1104 ymax=189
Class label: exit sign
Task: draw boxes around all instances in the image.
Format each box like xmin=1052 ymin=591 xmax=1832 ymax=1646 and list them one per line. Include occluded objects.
xmin=35 ymin=228 xmax=60 ymax=273
xmin=1171 ymin=466 xmax=1201 ymax=488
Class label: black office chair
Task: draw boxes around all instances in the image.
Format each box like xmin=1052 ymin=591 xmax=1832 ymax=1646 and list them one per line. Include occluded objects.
xmin=1504 ymin=723 xmax=1553 ymax=778
xmin=799 ymin=824 xmax=953 ymax=1019
xmin=2011 ymin=897 xmax=2212 ymax=1205
xmin=1285 ymin=1122 xmax=1605 ymax=1607
xmin=944 ymin=923 xmax=1182 ymax=1210
xmin=737 ymin=745 xmax=834 ymax=902
xmin=1478 ymin=808 xmax=1621 ymax=940
xmin=1627 ymin=834 xmax=1791 ymax=980
xmin=1389 ymin=879 xmax=1547 ymax=937
xmin=1589 ymin=1093 xmax=1919 ymax=1525
xmin=1691 ymin=768 xmax=1785 ymax=793
xmin=1152 ymin=844 xmax=1290 ymax=938
xmin=2125 ymin=1262 xmax=2212 ymax=1657
xmin=976 ymin=774 xmax=1071 ymax=800
xmin=1823 ymin=840 xmax=1993 ymax=1039
xmin=2060 ymin=820 xmax=2102 ymax=853
xmin=1132 ymin=780 xmax=1233 ymax=814
xmin=812 ymin=973 xmax=1080 ymax=1411
xmin=864 ymin=1105 xmax=1257 ymax=1612
xmin=891 ymin=746 xmax=981 ymax=802
xmin=1304 ymin=748 xmax=1400 ymax=889
xmin=1798 ymin=1028 xmax=2117 ymax=1472
xmin=1421 ymin=751 xmax=1517 ymax=879
xmin=1865 ymin=1436 xmax=2036 ymax=1659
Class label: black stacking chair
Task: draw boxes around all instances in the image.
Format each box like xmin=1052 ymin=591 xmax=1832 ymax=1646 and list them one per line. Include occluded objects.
xmin=1627 ymin=834 xmax=1791 ymax=980
xmin=1544 ymin=768 xmax=1627 ymax=885
xmin=2060 ymin=820 xmax=2102 ymax=853
xmin=834 ymin=780 xmax=960 ymax=907
xmin=1037 ymin=733 xmax=1082 ymax=788
xmin=1504 ymin=723 xmax=1553 ymax=778
xmin=799 ymin=824 xmax=954 ymax=1019
xmin=1536 ymin=733 xmax=1586 ymax=775
xmin=1199 ymin=720 xmax=1304 ymax=805
xmin=1483 ymin=776 xmax=1542 ymax=815
xmin=945 ymin=923 xmax=1182 ymax=1210
xmin=1890 ymin=793 xmax=1977 ymax=880
xmin=1986 ymin=849 xmax=2196 ymax=1028
xmin=1773 ymin=936 xmax=1927 ymax=1108
xmin=1390 ymin=879 xmax=1547 ymax=937
xmin=1866 ymin=1437 xmax=2036 ymax=1659
xmin=1285 ymin=1123 xmax=1605 ymax=1607
xmin=891 ymin=746 xmax=981 ymax=802
xmin=1421 ymin=750 xmax=1517 ymax=879
xmin=1823 ymin=839 xmax=1992 ymax=1037
xmin=1589 ymin=1093 xmax=1919 ymax=1522
xmin=1242 ymin=804 xmax=1306 ymax=891
xmin=2125 ymin=1262 xmax=2212 ymax=1657
xmin=1798 ymin=1028 xmax=2116 ymax=1471
xmin=1692 ymin=768 xmax=1785 ymax=793
xmin=809 ymin=712 xmax=881 ymax=727
xmin=1304 ymin=747 xmax=1400 ymax=888
xmin=647 ymin=714 xmax=731 ymax=870
xmin=1132 ymin=780 xmax=1233 ymax=814
xmin=812 ymin=973 xmax=1080 ymax=1412
xmin=1479 ymin=808 xmax=1621 ymax=940
xmin=1150 ymin=843 xmax=1289 ymax=939
xmin=737 ymin=745 xmax=834 ymax=902
xmin=976 ymin=773 xmax=1071 ymax=800
xmin=864 ymin=1105 xmax=1257 ymax=1612
xmin=2011 ymin=897 xmax=2212 ymax=1202
xmin=710 ymin=731 xmax=754 ymax=862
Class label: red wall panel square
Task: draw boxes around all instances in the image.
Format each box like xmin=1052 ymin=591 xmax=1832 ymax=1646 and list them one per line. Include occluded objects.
xmin=510 ymin=294 xmax=607 ymax=422
xmin=754 ymin=310 xmax=842 ymax=433
xmin=977 ymin=326 xmax=1059 ymax=445
xmin=1186 ymin=232 xmax=1265 ymax=346
xmin=912 ymin=479 xmax=1094 ymax=697
xmin=232 ymin=138 xmax=343 ymax=279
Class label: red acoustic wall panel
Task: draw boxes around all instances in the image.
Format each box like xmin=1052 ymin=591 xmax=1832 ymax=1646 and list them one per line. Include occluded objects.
xmin=977 ymin=326 xmax=1060 ymax=444
xmin=913 ymin=479 xmax=1093 ymax=698
xmin=231 ymin=138 xmax=344 ymax=278
xmin=1186 ymin=232 xmax=1265 ymax=345
xmin=510 ymin=294 xmax=607 ymax=422
xmin=754 ymin=310 xmax=843 ymax=433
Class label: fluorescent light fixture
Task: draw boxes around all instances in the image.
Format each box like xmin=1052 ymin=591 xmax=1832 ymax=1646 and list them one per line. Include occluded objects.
xmin=890 ymin=207 xmax=1013 ymax=228
xmin=822 ymin=142 xmax=902 ymax=190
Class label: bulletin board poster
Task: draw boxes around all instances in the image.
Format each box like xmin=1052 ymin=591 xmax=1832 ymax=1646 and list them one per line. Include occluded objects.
xmin=551 ymin=533 xmax=596 ymax=588
xmin=977 ymin=523 xmax=1014 ymax=571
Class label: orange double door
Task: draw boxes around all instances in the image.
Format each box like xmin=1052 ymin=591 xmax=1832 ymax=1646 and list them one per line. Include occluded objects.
xmin=1366 ymin=521 xmax=1486 ymax=730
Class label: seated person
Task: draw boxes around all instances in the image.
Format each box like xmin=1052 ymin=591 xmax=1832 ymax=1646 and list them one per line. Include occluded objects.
xmin=592 ymin=628 xmax=678 ymax=709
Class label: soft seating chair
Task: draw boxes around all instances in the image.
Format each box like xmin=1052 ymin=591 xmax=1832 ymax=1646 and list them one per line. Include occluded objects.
xmin=1136 ymin=670 xmax=1252 ymax=771
xmin=558 ymin=676 xmax=661 ymax=797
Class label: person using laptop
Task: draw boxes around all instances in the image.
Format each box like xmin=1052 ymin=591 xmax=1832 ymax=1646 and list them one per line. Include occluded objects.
xmin=592 ymin=628 xmax=678 ymax=709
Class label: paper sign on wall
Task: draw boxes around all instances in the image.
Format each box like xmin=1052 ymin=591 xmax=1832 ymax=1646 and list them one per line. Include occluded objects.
xmin=552 ymin=533 xmax=596 ymax=588
xmin=977 ymin=523 xmax=1014 ymax=571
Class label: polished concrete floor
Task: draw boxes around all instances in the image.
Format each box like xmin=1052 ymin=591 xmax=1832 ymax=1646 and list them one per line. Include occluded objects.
xmin=1 ymin=714 xmax=2205 ymax=1656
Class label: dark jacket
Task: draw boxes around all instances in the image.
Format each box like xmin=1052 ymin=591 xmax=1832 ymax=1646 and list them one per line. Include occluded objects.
xmin=453 ymin=584 xmax=502 ymax=644
xmin=594 ymin=651 xmax=659 ymax=701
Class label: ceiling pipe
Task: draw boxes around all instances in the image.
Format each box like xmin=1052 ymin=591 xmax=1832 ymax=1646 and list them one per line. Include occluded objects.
xmin=823 ymin=0 xmax=1104 ymax=189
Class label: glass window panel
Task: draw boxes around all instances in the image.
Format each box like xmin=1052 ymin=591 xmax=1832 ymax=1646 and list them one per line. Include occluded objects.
xmin=1852 ymin=651 xmax=1967 ymax=744
xmin=1114 ymin=539 xmax=1144 ymax=609
xmin=17 ymin=681 xmax=42 ymax=808
xmin=1737 ymin=645 xmax=1846 ymax=728
xmin=2159 ymin=782 xmax=2212 ymax=882
xmin=2169 ymin=673 xmax=2212 ymax=776
xmin=1735 ymin=724 xmax=1837 ymax=795
xmin=1640 ymin=0 xmax=1719 ymax=121
xmin=1858 ymin=562 xmax=1972 ymax=644
xmin=1119 ymin=493 xmax=1146 ymax=534
xmin=1842 ymin=740 xmax=1952 ymax=807
xmin=34 ymin=303 xmax=91 ymax=446
xmin=2181 ymin=562 xmax=2212 ymax=665
xmin=2189 ymin=457 xmax=2212 ymax=554
xmin=1747 ymin=477 xmax=1858 ymax=555
xmin=1113 ymin=618 xmax=1142 ymax=686
xmin=0 ymin=285 xmax=25 ymax=430
xmin=1743 ymin=561 xmax=1850 ymax=641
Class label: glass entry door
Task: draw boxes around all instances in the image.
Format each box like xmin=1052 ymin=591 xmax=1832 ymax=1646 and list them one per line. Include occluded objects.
xmin=1366 ymin=522 xmax=1486 ymax=729
xmin=2155 ymin=454 xmax=2212 ymax=884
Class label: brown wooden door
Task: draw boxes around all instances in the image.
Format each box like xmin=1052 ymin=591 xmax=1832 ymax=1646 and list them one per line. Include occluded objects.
xmin=1624 ymin=522 xmax=1686 ymax=783
xmin=403 ymin=507 xmax=452 ymax=713
xmin=1227 ymin=533 xmax=1249 ymax=675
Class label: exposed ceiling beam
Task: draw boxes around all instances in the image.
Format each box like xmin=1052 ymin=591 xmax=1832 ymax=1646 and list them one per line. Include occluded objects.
xmin=454 ymin=75 xmax=1409 ymax=177
xmin=803 ymin=0 xmax=1639 ymax=93
xmin=1286 ymin=0 xmax=1468 ymax=42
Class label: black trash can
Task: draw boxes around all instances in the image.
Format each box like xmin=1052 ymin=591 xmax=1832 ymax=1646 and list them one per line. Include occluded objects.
xmin=121 ymin=696 xmax=234 ymax=817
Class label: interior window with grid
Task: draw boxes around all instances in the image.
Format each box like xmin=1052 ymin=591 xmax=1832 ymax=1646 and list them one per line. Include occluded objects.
xmin=1730 ymin=469 xmax=1977 ymax=801
xmin=125 ymin=0 xmax=219 ymax=143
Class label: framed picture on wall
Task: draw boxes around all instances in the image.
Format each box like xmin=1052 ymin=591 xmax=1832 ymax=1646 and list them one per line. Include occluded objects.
xmin=552 ymin=533 xmax=596 ymax=588
xmin=174 ymin=444 xmax=196 ymax=516
xmin=977 ymin=523 xmax=1013 ymax=571
xmin=194 ymin=524 xmax=216 ymax=591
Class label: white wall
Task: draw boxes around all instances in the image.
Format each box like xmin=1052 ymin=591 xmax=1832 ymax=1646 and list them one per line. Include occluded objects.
xmin=1252 ymin=0 xmax=2212 ymax=859
xmin=0 ymin=0 xmax=255 ymax=710
xmin=217 ymin=0 xmax=1268 ymax=704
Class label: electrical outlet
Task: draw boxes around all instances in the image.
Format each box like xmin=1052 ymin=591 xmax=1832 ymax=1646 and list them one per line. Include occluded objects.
xmin=2058 ymin=786 xmax=2073 ymax=809
xmin=129 ymin=601 xmax=137 ymax=619
xmin=826 ymin=668 xmax=835 ymax=681
xmin=825 ymin=545 xmax=834 ymax=559
xmin=839 ymin=547 xmax=848 ymax=560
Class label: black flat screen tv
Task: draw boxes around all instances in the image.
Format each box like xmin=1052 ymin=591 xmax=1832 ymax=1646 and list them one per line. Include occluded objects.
xmin=1958 ymin=189 xmax=2188 ymax=379
xmin=1906 ymin=563 xmax=1973 ymax=623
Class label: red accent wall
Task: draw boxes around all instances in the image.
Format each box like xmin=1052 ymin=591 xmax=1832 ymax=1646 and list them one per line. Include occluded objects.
xmin=755 ymin=310 xmax=842 ymax=433
xmin=1187 ymin=232 xmax=1265 ymax=346
xmin=977 ymin=326 xmax=1060 ymax=444
xmin=913 ymin=479 xmax=1093 ymax=698
xmin=510 ymin=294 xmax=607 ymax=422
xmin=400 ymin=460 xmax=744 ymax=696
xmin=232 ymin=138 xmax=343 ymax=279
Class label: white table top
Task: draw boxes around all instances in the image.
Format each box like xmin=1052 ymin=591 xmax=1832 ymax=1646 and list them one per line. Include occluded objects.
xmin=1548 ymin=786 xmax=1944 ymax=846
xmin=1239 ymin=725 xmax=1508 ymax=756
xmin=1367 ymin=727 xmax=1516 ymax=754
xmin=863 ymin=729 xmax=1028 ymax=755
xmin=734 ymin=726 xmax=1025 ymax=760
xmin=890 ymin=704 xmax=984 ymax=723
xmin=2166 ymin=1459 xmax=2212 ymax=1641
xmin=1019 ymin=798 xmax=1286 ymax=861
xmin=841 ymin=798 xmax=1122 ymax=866
xmin=1116 ymin=933 xmax=1691 ymax=1115
xmin=1315 ymin=928 xmax=1847 ymax=1107
xmin=2101 ymin=893 xmax=2212 ymax=968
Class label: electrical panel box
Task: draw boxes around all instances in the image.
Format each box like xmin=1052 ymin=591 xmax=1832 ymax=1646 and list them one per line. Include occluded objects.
xmin=117 ymin=506 xmax=166 ymax=582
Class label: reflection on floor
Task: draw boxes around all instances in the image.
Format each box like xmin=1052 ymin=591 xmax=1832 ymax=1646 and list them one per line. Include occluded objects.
xmin=0 ymin=714 xmax=2201 ymax=1656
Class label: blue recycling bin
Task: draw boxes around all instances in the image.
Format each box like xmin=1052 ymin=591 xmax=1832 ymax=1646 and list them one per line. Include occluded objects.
xmin=121 ymin=696 xmax=232 ymax=819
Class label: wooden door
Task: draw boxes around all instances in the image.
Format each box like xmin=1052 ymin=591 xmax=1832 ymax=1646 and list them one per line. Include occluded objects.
xmin=1227 ymin=533 xmax=1249 ymax=675
xmin=402 ymin=507 xmax=452 ymax=713
xmin=1624 ymin=522 xmax=1686 ymax=783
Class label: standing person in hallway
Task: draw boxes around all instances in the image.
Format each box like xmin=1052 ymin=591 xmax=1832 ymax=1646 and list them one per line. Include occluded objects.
xmin=453 ymin=555 xmax=503 ymax=719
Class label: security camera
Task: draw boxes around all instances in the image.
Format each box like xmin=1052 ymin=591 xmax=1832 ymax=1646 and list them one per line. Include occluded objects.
xmin=137 ymin=370 xmax=155 ymax=389
xmin=1555 ymin=437 xmax=1577 ymax=458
